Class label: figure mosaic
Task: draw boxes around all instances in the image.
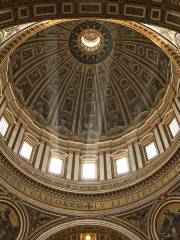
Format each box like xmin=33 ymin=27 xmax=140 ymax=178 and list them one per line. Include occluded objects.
xmin=160 ymin=208 xmax=180 ymax=240
xmin=0 ymin=208 xmax=19 ymax=239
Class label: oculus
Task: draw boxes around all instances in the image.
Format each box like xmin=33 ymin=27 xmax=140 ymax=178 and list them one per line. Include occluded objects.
xmin=69 ymin=21 xmax=113 ymax=64
xmin=80 ymin=29 xmax=102 ymax=52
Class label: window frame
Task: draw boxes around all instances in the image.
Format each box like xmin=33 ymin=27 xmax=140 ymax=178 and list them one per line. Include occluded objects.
xmin=18 ymin=132 xmax=39 ymax=162
xmin=0 ymin=116 xmax=10 ymax=138
xmin=81 ymin=159 xmax=97 ymax=181
xmin=48 ymin=155 xmax=64 ymax=176
xmin=0 ymin=108 xmax=16 ymax=140
xmin=162 ymin=109 xmax=180 ymax=142
xmin=115 ymin=155 xmax=130 ymax=176
xmin=168 ymin=116 xmax=180 ymax=139
xmin=139 ymin=133 xmax=159 ymax=163
xmin=111 ymin=150 xmax=130 ymax=178
xmin=144 ymin=140 xmax=159 ymax=161
xmin=47 ymin=148 xmax=67 ymax=177
xmin=19 ymin=140 xmax=34 ymax=161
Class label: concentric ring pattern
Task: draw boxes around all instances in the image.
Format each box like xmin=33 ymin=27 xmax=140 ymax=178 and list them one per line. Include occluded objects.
xmin=8 ymin=20 xmax=170 ymax=143
xmin=69 ymin=21 xmax=113 ymax=64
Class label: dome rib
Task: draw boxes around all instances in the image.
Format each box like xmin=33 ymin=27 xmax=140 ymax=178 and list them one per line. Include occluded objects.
xmin=8 ymin=20 xmax=171 ymax=142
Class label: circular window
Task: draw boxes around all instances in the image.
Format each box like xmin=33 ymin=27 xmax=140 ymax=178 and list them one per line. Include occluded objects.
xmin=68 ymin=21 xmax=113 ymax=64
xmin=81 ymin=30 xmax=101 ymax=52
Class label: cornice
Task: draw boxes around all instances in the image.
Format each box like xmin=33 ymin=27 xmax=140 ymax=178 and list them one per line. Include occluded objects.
xmin=0 ymin=0 xmax=179 ymax=32
xmin=0 ymin=142 xmax=179 ymax=215
xmin=0 ymin=133 xmax=179 ymax=193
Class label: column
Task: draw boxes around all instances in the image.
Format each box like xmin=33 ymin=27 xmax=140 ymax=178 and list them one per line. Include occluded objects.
xmin=172 ymin=102 xmax=180 ymax=123
xmin=34 ymin=142 xmax=45 ymax=169
xmin=106 ymin=152 xmax=112 ymax=179
xmin=128 ymin=143 xmax=137 ymax=171
xmin=66 ymin=151 xmax=73 ymax=180
xmin=73 ymin=151 xmax=80 ymax=180
xmin=174 ymin=97 xmax=180 ymax=110
xmin=99 ymin=153 xmax=105 ymax=180
xmin=0 ymin=96 xmax=4 ymax=105
xmin=154 ymin=127 xmax=164 ymax=154
xmin=0 ymin=99 xmax=6 ymax=117
xmin=41 ymin=144 xmax=50 ymax=172
xmin=8 ymin=123 xmax=20 ymax=148
xmin=13 ymin=126 xmax=25 ymax=154
xmin=158 ymin=123 xmax=169 ymax=149
xmin=134 ymin=142 xmax=143 ymax=169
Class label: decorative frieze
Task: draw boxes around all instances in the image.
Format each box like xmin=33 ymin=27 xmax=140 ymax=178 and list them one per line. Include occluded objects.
xmin=0 ymin=1 xmax=179 ymax=32
xmin=0 ymin=147 xmax=179 ymax=214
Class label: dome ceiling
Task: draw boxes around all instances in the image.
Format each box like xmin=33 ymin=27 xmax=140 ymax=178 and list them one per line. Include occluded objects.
xmin=8 ymin=20 xmax=170 ymax=143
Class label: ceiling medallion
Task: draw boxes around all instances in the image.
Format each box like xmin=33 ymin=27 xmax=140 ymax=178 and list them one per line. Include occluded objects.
xmin=69 ymin=21 xmax=113 ymax=64
xmin=79 ymin=29 xmax=103 ymax=54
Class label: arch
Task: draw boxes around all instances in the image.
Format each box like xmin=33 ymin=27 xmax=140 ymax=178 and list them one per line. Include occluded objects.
xmin=0 ymin=194 xmax=29 ymax=240
xmin=148 ymin=194 xmax=180 ymax=240
xmin=30 ymin=218 xmax=146 ymax=240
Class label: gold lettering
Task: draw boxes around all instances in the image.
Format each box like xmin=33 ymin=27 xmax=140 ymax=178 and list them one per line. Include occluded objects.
xmin=100 ymin=202 xmax=105 ymax=209
xmin=76 ymin=203 xmax=83 ymax=209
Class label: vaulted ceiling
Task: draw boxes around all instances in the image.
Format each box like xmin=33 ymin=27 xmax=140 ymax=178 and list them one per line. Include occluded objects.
xmin=8 ymin=20 xmax=170 ymax=142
